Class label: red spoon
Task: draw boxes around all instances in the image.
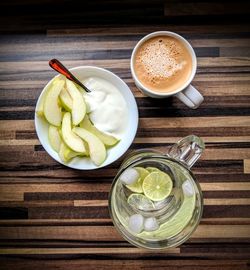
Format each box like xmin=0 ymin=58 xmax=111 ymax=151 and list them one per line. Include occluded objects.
xmin=49 ymin=59 xmax=91 ymax=92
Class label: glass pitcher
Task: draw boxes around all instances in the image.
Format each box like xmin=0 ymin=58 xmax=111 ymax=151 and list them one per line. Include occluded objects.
xmin=108 ymin=135 xmax=205 ymax=249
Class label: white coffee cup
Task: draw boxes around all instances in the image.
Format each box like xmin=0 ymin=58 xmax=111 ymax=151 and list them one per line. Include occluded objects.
xmin=130 ymin=31 xmax=204 ymax=109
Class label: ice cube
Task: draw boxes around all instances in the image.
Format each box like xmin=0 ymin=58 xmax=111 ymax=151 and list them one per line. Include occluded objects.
xmin=119 ymin=168 xmax=139 ymax=185
xmin=182 ymin=180 xmax=194 ymax=197
xmin=144 ymin=217 xmax=159 ymax=232
xmin=128 ymin=214 xmax=144 ymax=234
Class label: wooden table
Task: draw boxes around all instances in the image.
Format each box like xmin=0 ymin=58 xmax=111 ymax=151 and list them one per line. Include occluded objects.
xmin=0 ymin=20 xmax=250 ymax=270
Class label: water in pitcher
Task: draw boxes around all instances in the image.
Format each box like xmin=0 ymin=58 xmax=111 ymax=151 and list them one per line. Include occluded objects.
xmin=110 ymin=155 xmax=202 ymax=248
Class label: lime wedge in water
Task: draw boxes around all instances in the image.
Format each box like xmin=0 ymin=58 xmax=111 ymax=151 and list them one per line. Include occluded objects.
xmin=142 ymin=171 xmax=173 ymax=201
xmin=127 ymin=193 xmax=155 ymax=211
xmin=126 ymin=167 xmax=149 ymax=193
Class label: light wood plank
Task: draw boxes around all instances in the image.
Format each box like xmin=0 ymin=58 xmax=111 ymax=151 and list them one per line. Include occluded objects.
xmin=134 ymin=136 xmax=250 ymax=144
xmin=200 ymin=182 xmax=250 ymax=191
xmin=204 ymin=198 xmax=250 ymax=205
xmin=140 ymin=116 xmax=250 ymax=129
xmin=0 ymin=192 xmax=23 ymax=202
xmin=244 ymin=160 xmax=250 ymax=173
xmin=0 ymin=139 xmax=40 ymax=146
xmin=74 ymin=200 xmax=108 ymax=207
xmin=202 ymin=148 xmax=250 ymax=160
xmin=0 ymin=120 xmax=34 ymax=131
xmin=193 ymin=225 xmax=250 ymax=238
xmin=0 ymin=225 xmax=249 ymax=240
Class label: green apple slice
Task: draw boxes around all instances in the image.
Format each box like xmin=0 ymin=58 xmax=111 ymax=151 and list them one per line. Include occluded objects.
xmin=48 ymin=125 xmax=61 ymax=153
xmin=43 ymin=78 xmax=65 ymax=126
xmin=36 ymin=81 xmax=54 ymax=117
xmin=80 ymin=115 xmax=119 ymax=146
xmin=64 ymin=146 xmax=82 ymax=161
xmin=58 ymin=142 xmax=67 ymax=163
xmin=58 ymin=127 xmax=86 ymax=158
xmin=36 ymin=92 xmax=46 ymax=117
xmin=58 ymin=141 xmax=82 ymax=163
xmin=60 ymin=87 xmax=72 ymax=111
xmin=59 ymin=125 xmax=89 ymax=155
xmin=66 ymin=79 xmax=86 ymax=125
xmin=61 ymin=112 xmax=86 ymax=153
xmin=73 ymin=127 xmax=106 ymax=166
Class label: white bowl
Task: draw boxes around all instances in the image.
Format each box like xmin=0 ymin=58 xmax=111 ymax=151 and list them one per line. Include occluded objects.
xmin=35 ymin=66 xmax=139 ymax=170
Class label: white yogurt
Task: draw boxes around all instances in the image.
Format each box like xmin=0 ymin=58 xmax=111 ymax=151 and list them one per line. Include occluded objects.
xmin=83 ymin=77 xmax=128 ymax=139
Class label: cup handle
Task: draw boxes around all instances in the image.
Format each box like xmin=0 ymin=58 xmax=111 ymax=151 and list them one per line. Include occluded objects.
xmin=167 ymin=135 xmax=205 ymax=168
xmin=175 ymin=85 xmax=204 ymax=109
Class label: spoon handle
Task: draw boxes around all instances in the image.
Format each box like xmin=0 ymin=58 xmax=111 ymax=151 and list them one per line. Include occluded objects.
xmin=49 ymin=59 xmax=91 ymax=92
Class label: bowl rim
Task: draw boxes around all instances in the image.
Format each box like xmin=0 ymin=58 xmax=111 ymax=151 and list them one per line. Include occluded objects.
xmin=34 ymin=65 xmax=139 ymax=170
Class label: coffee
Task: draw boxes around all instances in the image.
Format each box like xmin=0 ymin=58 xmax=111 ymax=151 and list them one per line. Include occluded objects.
xmin=134 ymin=36 xmax=192 ymax=93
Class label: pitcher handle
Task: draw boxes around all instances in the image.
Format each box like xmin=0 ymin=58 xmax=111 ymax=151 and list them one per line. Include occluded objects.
xmin=167 ymin=135 xmax=205 ymax=168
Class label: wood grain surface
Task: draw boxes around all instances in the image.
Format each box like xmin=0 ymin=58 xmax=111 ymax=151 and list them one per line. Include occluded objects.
xmin=0 ymin=0 xmax=250 ymax=269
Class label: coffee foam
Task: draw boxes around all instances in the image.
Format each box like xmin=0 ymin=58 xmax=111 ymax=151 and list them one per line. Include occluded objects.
xmin=137 ymin=38 xmax=186 ymax=81
xmin=134 ymin=36 xmax=192 ymax=92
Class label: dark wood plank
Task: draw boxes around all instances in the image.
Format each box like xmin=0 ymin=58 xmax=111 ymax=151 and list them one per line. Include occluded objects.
xmin=0 ymin=258 xmax=248 ymax=270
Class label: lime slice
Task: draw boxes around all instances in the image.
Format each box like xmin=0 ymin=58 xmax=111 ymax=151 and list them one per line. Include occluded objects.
xmin=142 ymin=171 xmax=173 ymax=201
xmin=128 ymin=193 xmax=155 ymax=211
xmin=126 ymin=167 xmax=149 ymax=193
xmin=146 ymin=167 xmax=161 ymax=173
